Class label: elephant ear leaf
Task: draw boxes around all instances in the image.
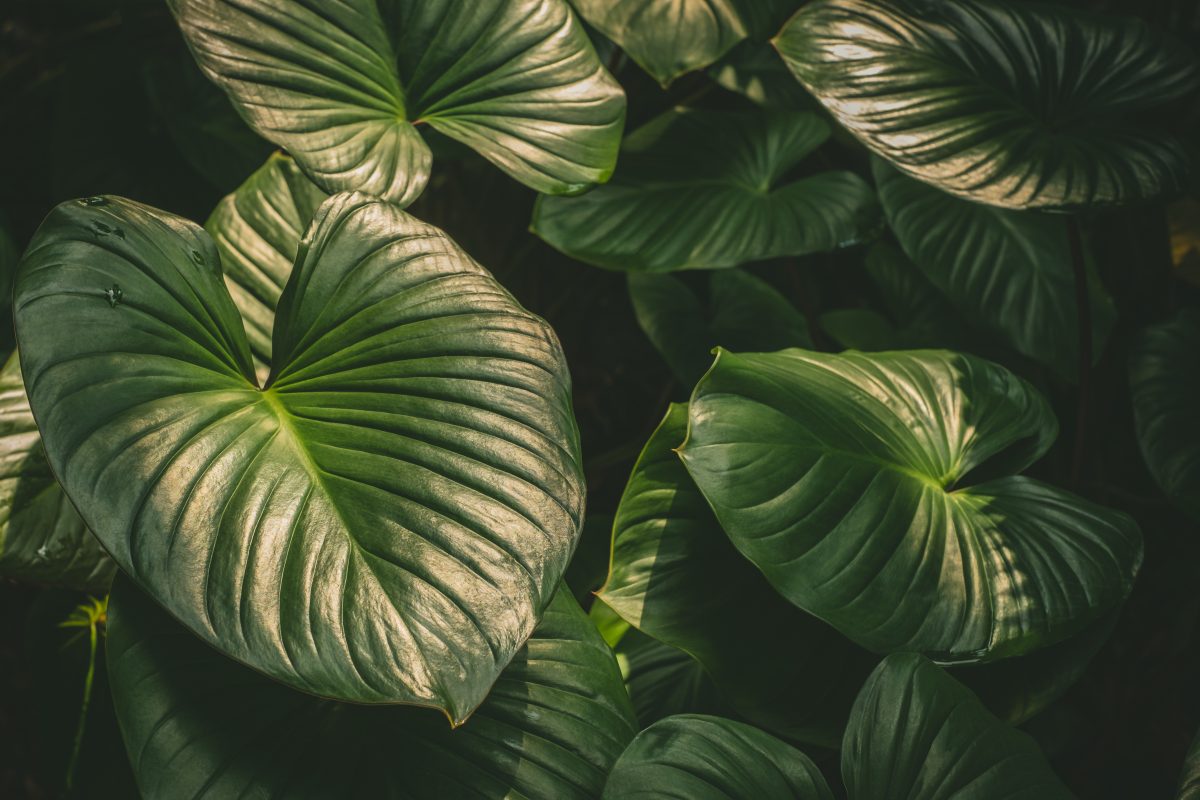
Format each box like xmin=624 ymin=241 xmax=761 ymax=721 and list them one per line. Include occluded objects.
xmin=206 ymin=152 xmax=327 ymax=379
xmin=15 ymin=192 xmax=586 ymax=721
xmin=169 ymin=0 xmax=625 ymax=206
xmin=776 ymin=0 xmax=1200 ymax=209
xmin=107 ymin=576 xmax=637 ymax=800
xmin=602 ymin=714 xmax=833 ymax=800
xmin=1130 ymin=310 xmax=1200 ymax=520
xmin=0 ymin=352 xmax=114 ymax=592
xmin=533 ymin=108 xmax=877 ymax=272
xmin=679 ymin=348 xmax=1141 ymax=662
xmin=843 ymin=653 xmax=1071 ymax=798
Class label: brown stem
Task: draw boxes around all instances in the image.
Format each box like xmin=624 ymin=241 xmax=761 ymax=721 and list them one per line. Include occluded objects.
xmin=1067 ymin=216 xmax=1091 ymax=483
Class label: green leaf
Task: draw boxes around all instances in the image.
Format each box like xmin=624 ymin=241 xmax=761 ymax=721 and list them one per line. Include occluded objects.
xmin=0 ymin=353 xmax=114 ymax=591
xmin=15 ymin=193 xmax=586 ymax=721
xmin=533 ymin=108 xmax=877 ymax=272
xmin=603 ymin=714 xmax=834 ymax=799
xmin=570 ymin=0 xmax=797 ymax=86
xmin=616 ymin=629 xmax=727 ymax=728
xmin=679 ymin=348 xmax=1142 ymax=662
xmin=709 ymin=41 xmax=813 ymax=110
xmin=1130 ymin=309 xmax=1200 ymax=520
xmin=862 ymin=242 xmax=965 ymax=349
xmin=170 ymin=0 xmax=625 ymax=206
xmin=843 ymin=653 xmax=1071 ymax=798
xmin=776 ymin=0 xmax=1200 ymax=209
xmin=1180 ymin=727 xmax=1200 ymax=800
xmin=600 ymin=404 xmax=873 ymax=745
xmin=874 ymin=160 xmax=1116 ymax=377
xmin=205 ymin=152 xmax=328 ymax=379
xmin=107 ymin=576 xmax=637 ymax=799
xmin=629 ymin=270 xmax=812 ymax=386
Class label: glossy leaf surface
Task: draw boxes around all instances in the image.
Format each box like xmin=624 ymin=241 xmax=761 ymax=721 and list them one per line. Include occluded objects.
xmin=776 ymin=0 xmax=1200 ymax=209
xmin=680 ymin=349 xmax=1142 ymax=661
xmin=108 ymin=577 xmax=637 ymax=799
xmin=1130 ymin=310 xmax=1200 ymax=520
xmin=875 ymin=160 xmax=1115 ymax=377
xmin=600 ymin=404 xmax=873 ymax=744
xmin=15 ymin=193 xmax=585 ymax=720
xmin=532 ymin=108 xmax=877 ymax=272
xmin=628 ymin=270 xmax=811 ymax=386
xmin=205 ymin=152 xmax=327 ymax=377
xmin=0 ymin=353 xmax=114 ymax=591
xmin=844 ymin=653 xmax=1071 ymax=798
xmin=615 ymin=629 xmax=726 ymax=727
xmin=170 ymin=0 xmax=625 ymax=205
xmin=571 ymin=0 xmax=798 ymax=86
xmin=602 ymin=714 xmax=833 ymax=799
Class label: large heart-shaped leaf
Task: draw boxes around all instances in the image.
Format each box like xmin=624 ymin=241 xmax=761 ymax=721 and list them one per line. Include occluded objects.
xmin=628 ymin=270 xmax=812 ymax=386
xmin=107 ymin=576 xmax=637 ymax=799
xmin=205 ymin=152 xmax=327 ymax=377
xmin=600 ymin=403 xmax=874 ymax=745
xmin=844 ymin=653 xmax=1071 ymax=798
xmin=15 ymin=192 xmax=586 ymax=720
xmin=532 ymin=108 xmax=877 ymax=272
xmin=679 ymin=348 xmax=1142 ymax=661
xmin=1130 ymin=310 xmax=1200 ymax=520
xmin=0 ymin=353 xmax=114 ymax=591
xmin=614 ymin=628 xmax=727 ymax=728
xmin=170 ymin=0 xmax=625 ymax=206
xmin=776 ymin=0 xmax=1200 ymax=209
xmin=602 ymin=714 xmax=834 ymax=799
xmin=569 ymin=0 xmax=797 ymax=86
xmin=874 ymin=160 xmax=1115 ymax=377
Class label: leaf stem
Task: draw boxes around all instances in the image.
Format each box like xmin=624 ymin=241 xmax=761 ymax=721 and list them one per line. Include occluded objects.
xmin=64 ymin=617 xmax=98 ymax=796
xmin=1066 ymin=216 xmax=1091 ymax=483
xmin=788 ymin=257 xmax=830 ymax=351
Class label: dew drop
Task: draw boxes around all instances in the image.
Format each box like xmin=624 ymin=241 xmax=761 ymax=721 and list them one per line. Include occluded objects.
xmin=92 ymin=221 xmax=125 ymax=239
xmin=105 ymin=284 xmax=123 ymax=308
xmin=77 ymin=196 xmax=108 ymax=207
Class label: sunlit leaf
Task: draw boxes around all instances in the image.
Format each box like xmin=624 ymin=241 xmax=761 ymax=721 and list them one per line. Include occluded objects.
xmin=776 ymin=0 xmax=1200 ymax=209
xmin=16 ymin=192 xmax=585 ymax=720
xmin=170 ymin=0 xmax=626 ymax=205
xmin=680 ymin=348 xmax=1142 ymax=661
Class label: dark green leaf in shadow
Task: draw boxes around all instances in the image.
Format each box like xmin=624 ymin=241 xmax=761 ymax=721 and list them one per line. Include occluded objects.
xmin=680 ymin=348 xmax=1142 ymax=662
xmin=875 ymin=159 xmax=1115 ymax=378
xmin=170 ymin=0 xmax=626 ymax=205
xmin=843 ymin=653 xmax=1071 ymax=798
xmin=709 ymin=40 xmax=814 ymax=110
xmin=602 ymin=714 xmax=834 ymax=799
xmin=107 ymin=576 xmax=637 ymax=799
xmin=1130 ymin=309 xmax=1200 ymax=520
xmin=16 ymin=192 xmax=585 ymax=720
xmin=776 ymin=0 xmax=1200 ymax=209
xmin=533 ymin=108 xmax=877 ymax=272
xmin=1179 ymin=726 xmax=1200 ymax=799
xmin=629 ymin=269 xmax=812 ymax=386
xmin=599 ymin=404 xmax=874 ymax=745
xmin=616 ymin=629 xmax=728 ymax=728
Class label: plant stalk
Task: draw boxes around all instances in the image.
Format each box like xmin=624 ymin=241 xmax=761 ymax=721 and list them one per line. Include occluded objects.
xmin=63 ymin=615 xmax=99 ymax=797
xmin=1066 ymin=216 xmax=1091 ymax=483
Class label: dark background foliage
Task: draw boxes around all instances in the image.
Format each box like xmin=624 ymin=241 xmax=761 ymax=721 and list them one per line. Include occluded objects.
xmin=3 ymin=1 xmax=1200 ymax=797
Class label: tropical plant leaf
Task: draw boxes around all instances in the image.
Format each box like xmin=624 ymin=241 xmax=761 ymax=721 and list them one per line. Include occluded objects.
xmin=843 ymin=653 xmax=1071 ymax=798
xmin=709 ymin=41 xmax=813 ymax=110
xmin=602 ymin=714 xmax=834 ymax=800
xmin=1180 ymin=727 xmax=1200 ymax=800
xmin=0 ymin=353 xmax=114 ymax=592
xmin=862 ymin=243 xmax=965 ymax=349
xmin=600 ymin=403 xmax=873 ymax=745
xmin=679 ymin=348 xmax=1142 ymax=662
xmin=628 ymin=270 xmax=812 ymax=386
xmin=1130 ymin=310 xmax=1200 ymax=520
xmin=874 ymin=160 xmax=1116 ymax=377
xmin=169 ymin=0 xmax=626 ymax=206
xmin=15 ymin=192 xmax=586 ymax=721
xmin=107 ymin=576 xmax=637 ymax=800
xmin=776 ymin=0 xmax=1200 ymax=209
xmin=533 ymin=108 xmax=877 ymax=273
xmin=205 ymin=152 xmax=327 ymax=379
xmin=570 ymin=0 xmax=797 ymax=86
xmin=615 ymin=629 xmax=727 ymax=728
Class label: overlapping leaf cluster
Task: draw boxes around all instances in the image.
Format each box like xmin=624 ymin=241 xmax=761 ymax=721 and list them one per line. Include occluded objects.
xmin=3 ymin=0 xmax=1200 ymax=797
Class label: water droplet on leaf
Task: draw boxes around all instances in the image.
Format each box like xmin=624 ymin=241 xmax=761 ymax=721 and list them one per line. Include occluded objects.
xmin=189 ymin=249 xmax=205 ymax=266
xmin=105 ymin=284 xmax=123 ymax=308
xmin=92 ymin=221 xmax=125 ymax=239
xmin=77 ymin=196 xmax=108 ymax=207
